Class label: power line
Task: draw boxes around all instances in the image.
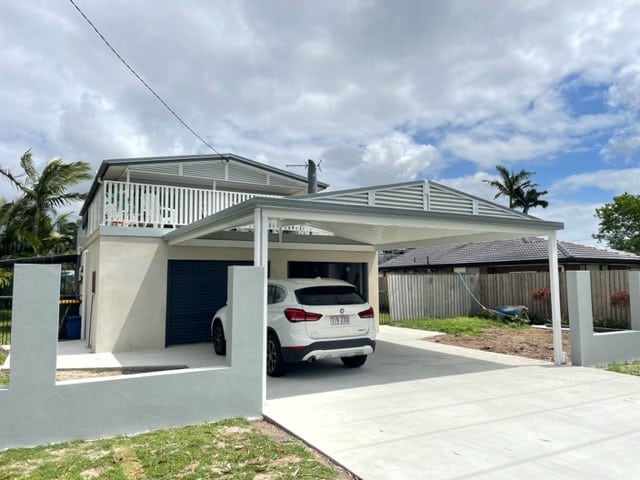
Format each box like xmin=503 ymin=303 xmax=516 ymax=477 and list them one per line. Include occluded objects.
xmin=68 ymin=0 xmax=220 ymax=154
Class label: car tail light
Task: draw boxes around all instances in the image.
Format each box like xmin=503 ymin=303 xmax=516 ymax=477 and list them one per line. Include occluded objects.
xmin=358 ymin=306 xmax=374 ymax=319
xmin=284 ymin=308 xmax=323 ymax=322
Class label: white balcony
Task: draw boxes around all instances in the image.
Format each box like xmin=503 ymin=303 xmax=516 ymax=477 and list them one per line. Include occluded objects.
xmin=87 ymin=180 xmax=331 ymax=237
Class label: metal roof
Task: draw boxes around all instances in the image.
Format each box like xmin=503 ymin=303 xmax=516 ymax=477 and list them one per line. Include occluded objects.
xmin=380 ymin=237 xmax=640 ymax=269
xmin=164 ymin=196 xmax=564 ymax=249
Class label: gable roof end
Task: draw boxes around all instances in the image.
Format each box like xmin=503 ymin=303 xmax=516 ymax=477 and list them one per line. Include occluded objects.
xmin=302 ymin=180 xmax=534 ymax=220
xmin=80 ymin=153 xmax=328 ymax=216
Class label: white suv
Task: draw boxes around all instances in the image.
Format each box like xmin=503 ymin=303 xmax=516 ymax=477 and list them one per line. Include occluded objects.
xmin=211 ymin=278 xmax=376 ymax=376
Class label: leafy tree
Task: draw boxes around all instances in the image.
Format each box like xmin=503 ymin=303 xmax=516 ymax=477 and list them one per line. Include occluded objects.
xmin=593 ymin=193 xmax=640 ymax=254
xmin=0 ymin=149 xmax=91 ymax=257
xmin=0 ymin=269 xmax=10 ymax=289
xmin=484 ymin=165 xmax=549 ymax=214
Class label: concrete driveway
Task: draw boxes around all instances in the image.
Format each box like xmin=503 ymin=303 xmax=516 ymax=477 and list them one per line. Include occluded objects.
xmin=264 ymin=326 xmax=640 ymax=479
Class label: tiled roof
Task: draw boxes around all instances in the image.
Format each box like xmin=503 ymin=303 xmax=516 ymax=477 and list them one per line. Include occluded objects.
xmin=380 ymin=237 xmax=640 ymax=268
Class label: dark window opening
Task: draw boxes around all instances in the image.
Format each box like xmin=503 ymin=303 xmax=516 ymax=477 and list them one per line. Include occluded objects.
xmin=287 ymin=261 xmax=368 ymax=300
xmin=295 ymin=285 xmax=366 ymax=305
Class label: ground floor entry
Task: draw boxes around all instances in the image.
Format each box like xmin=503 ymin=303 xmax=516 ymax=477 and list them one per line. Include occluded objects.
xmin=165 ymin=259 xmax=252 ymax=346
xmin=165 ymin=259 xmax=368 ymax=346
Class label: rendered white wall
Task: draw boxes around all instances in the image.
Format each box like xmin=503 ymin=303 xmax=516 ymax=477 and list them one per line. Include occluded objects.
xmin=568 ymin=270 xmax=640 ymax=366
xmin=94 ymin=237 xmax=168 ymax=352
xmin=0 ymin=265 xmax=265 ymax=450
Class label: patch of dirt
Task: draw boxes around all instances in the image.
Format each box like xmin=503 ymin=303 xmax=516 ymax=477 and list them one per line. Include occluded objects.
xmin=251 ymin=420 xmax=359 ymax=480
xmin=426 ymin=327 xmax=571 ymax=363
xmin=113 ymin=445 xmax=146 ymax=480
xmin=219 ymin=425 xmax=252 ymax=436
xmin=55 ymin=366 xmax=186 ymax=381
xmin=80 ymin=467 xmax=102 ymax=479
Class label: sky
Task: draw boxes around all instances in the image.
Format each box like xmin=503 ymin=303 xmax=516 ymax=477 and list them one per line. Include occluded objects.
xmin=1 ymin=0 xmax=640 ymax=246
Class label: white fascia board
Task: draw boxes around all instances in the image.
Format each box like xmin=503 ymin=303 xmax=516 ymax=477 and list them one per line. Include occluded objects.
xmin=172 ymin=239 xmax=375 ymax=251
xmin=257 ymin=198 xmax=562 ymax=231
xmin=166 ymin=213 xmax=254 ymax=245
xmin=99 ymin=226 xmax=168 ymax=238
xmin=265 ymin=206 xmax=558 ymax=235
xmin=376 ymin=231 xmax=555 ymax=249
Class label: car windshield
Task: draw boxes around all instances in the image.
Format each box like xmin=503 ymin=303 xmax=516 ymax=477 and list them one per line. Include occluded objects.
xmin=294 ymin=285 xmax=366 ymax=306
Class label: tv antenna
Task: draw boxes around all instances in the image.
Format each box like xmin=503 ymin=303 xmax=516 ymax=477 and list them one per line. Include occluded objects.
xmin=286 ymin=159 xmax=322 ymax=193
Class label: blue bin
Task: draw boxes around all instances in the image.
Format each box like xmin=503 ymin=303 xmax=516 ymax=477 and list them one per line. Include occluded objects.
xmin=65 ymin=315 xmax=81 ymax=340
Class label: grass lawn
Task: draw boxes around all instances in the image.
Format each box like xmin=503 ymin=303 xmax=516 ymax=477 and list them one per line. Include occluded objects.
xmin=606 ymin=361 xmax=640 ymax=376
xmin=0 ymin=418 xmax=340 ymax=479
xmin=381 ymin=315 xmax=528 ymax=336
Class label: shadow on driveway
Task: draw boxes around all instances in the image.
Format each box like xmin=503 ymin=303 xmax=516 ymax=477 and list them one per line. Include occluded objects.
xmin=267 ymin=339 xmax=513 ymax=399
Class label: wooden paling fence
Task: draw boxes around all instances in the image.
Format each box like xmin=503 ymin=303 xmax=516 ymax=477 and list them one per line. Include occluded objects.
xmin=385 ymin=271 xmax=633 ymax=327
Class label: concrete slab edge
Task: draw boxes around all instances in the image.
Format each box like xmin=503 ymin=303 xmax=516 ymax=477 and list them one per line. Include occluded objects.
xmin=262 ymin=414 xmax=362 ymax=480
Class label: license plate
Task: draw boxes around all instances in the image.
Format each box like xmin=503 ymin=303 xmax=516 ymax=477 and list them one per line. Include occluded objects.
xmin=330 ymin=315 xmax=350 ymax=325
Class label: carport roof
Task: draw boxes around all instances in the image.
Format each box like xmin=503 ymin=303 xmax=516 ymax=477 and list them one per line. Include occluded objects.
xmin=164 ymin=181 xmax=564 ymax=248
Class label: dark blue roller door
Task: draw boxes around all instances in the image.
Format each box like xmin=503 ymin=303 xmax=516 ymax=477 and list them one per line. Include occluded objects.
xmin=166 ymin=259 xmax=251 ymax=346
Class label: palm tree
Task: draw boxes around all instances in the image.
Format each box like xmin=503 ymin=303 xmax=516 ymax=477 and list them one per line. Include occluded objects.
xmin=514 ymin=187 xmax=549 ymax=214
xmin=0 ymin=149 xmax=91 ymax=257
xmin=483 ymin=165 xmax=534 ymax=208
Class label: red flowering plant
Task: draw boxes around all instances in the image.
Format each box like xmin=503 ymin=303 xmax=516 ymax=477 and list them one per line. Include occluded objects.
xmin=532 ymin=287 xmax=551 ymax=300
xmin=610 ymin=290 xmax=630 ymax=308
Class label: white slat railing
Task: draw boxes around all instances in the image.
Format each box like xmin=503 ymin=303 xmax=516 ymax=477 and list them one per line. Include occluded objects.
xmin=92 ymin=180 xmax=332 ymax=237
xmin=100 ymin=181 xmax=259 ymax=229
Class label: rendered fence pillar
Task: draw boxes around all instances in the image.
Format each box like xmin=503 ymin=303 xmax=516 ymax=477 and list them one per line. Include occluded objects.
xmin=567 ymin=271 xmax=593 ymax=366
xmin=547 ymin=231 xmax=564 ymax=365
xmin=252 ymin=207 xmax=269 ymax=404
xmin=9 ymin=264 xmax=60 ymax=392
xmin=629 ymin=271 xmax=640 ymax=331
xmin=227 ymin=265 xmax=266 ymax=406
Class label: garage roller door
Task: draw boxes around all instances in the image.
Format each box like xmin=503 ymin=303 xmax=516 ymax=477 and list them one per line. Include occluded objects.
xmin=166 ymin=259 xmax=251 ymax=346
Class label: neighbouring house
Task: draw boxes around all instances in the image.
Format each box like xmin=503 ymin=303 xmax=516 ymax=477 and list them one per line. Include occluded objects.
xmin=78 ymin=153 xmax=564 ymax=353
xmin=379 ymin=237 xmax=640 ymax=274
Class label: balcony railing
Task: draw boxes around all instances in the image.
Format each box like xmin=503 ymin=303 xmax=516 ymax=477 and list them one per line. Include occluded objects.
xmin=87 ymin=181 xmax=331 ymax=237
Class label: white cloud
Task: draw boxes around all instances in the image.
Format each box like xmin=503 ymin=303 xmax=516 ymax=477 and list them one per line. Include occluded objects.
xmin=544 ymin=200 xmax=602 ymax=246
xmin=434 ymin=172 xmax=498 ymax=203
xmin=601 ymin=125 xmax=640 ymax=160
xmin=1 ymin=0 xmax=640 ymax=220
xmin=321 ymin=132 xmax=439 ymax=189
xmin=438 ymin=172 xmax=600 ymax=245
xmin=440 ymin=132 xmax=566 ymax=167
xmin=551 ymin=167 xmax=640 ymax=194
xmin=607 ymin=64 xmax=640 ymax=111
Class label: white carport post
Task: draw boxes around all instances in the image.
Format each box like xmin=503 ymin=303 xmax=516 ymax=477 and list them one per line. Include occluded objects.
xmin=254 ymin=208 xmax=269 ymax=404
xmin=548 ymin=231 xmax=564 ymax=365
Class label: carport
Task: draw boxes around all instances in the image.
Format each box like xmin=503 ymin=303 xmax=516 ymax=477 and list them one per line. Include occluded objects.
xmin=164 ymin=181 xmax=565 ymax=374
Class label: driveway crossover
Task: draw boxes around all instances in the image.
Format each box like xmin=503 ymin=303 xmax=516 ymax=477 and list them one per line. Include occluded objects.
xmin=265 ymin=326 xmax=640 ymax=479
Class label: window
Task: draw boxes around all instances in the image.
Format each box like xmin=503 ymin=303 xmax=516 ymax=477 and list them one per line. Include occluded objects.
xmin=268 ymin=285 xmax=286 ymax=304
xmin=295 ymin=286 xmax=366 ymax=306
xmin=287 ymin=261 xmax=368 ymax=300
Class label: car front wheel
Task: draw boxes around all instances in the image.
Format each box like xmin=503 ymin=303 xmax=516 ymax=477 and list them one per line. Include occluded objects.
xmin=341 ymin=354 xmax=367 ymax=368
xmin=266 ymin=333 xmax=287 ymax=377
xmin=212 ymin=320 xmax=226 ymax=356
